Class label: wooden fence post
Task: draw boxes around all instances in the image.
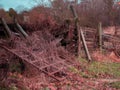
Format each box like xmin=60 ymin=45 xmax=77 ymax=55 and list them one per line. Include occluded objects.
xmin=70 ymin=4 xmax=81 ymax=56
xmin=80 ymin=29 xmax=92 ymax=61
xmin=1 ymin=18 xmax=12 ymax=38
xmin=99 ymin=22 xmax=103 ymax=53
xmin=14 ymin=19 xmax=28 ymax=38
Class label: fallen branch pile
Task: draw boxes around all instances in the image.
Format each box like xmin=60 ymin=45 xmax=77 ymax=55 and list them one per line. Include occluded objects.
xmin=0 ymin=30 xmax=76 ymax=82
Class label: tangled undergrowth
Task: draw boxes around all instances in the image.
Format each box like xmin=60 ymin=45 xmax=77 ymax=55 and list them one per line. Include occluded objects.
xmin=0 ymin=56 xmax=120 ymax=90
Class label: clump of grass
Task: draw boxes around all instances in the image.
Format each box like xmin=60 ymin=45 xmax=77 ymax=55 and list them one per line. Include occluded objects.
xmin=107 ymin=82 xmax=120 ymax=89
xmin=69 ymin=66 xmax=90 ymax=78
xmin=69 ymin=66 xmax=79 ymax=74
xmin=0 ymin=85 xmax=18 ymax=90
xmin=9 ymin=84 xmax=18 ymax=90
xmin=42 ymin=87 xmax=50 ymax=90
xmin=0 ymin=87 xmax=8 ymax=90
xmin=9 ymin=60 xmax=25 ymax=74
xmin=10 ymin=63 xmax=21 ymax=73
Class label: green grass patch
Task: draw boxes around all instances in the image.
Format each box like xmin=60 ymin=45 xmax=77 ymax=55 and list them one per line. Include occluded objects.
xmin=88 ymin=61 xmax=120 ymax=78
xmin=71 ymin=57 xmax=120 ymax=78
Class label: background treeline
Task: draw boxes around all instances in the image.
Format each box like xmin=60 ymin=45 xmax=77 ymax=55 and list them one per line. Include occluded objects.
xmin=0 ymin=0 xmax=120 ymax=28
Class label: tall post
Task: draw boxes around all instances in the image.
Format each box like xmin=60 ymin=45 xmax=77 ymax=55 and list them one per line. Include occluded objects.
xmin=99 ymin=22 xmax=103 ymax=53
xmin=70 ymin=4 xmax=81 ymax=56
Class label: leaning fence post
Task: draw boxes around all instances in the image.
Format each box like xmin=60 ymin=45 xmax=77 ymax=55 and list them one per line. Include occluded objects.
xmin=99 ymin=22 xmax=103 ymax=53
xmin=14 ymin=19 xmax=28 ymax=38
xmin=1 ymin=18 xmax=12 ymax=38
xmin=80 ymin=28 xmax=92 ymax=61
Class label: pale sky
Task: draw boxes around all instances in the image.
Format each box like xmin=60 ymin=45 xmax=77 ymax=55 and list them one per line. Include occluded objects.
xmin=0 ymin=0 xmax=81 ymax=12
xmin=0 ymin=0 xmax=51 ymax=12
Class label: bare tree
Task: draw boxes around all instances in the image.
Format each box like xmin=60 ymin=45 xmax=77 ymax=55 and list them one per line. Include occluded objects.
xmin=78 ymin=0 xmax=116 ymax=27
